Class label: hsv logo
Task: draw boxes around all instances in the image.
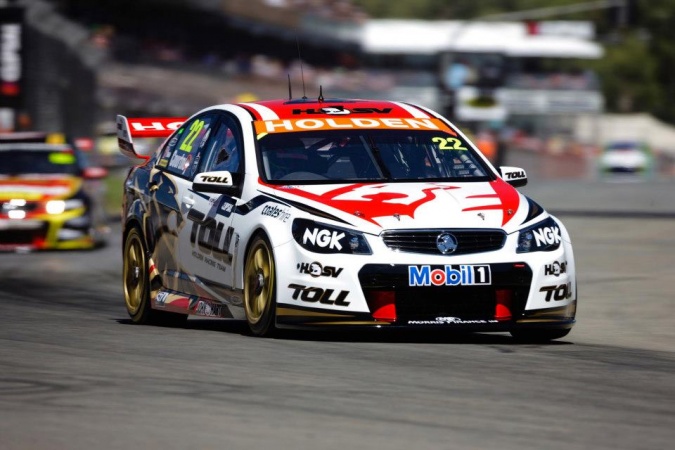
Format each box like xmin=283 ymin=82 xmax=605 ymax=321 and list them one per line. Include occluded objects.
xmin=408 ymin=265 xmax=491 ymax=287
xmin=540 ymin=283 xmax=572 ymax=302
xmin=288 ymin=284 xmax=350 ymax=306
xmin=544 ymin=261 xmax=567 ymax=277
xmin=533 ymin=225 xmax=561 ymax=248
xmin=303 ymin=228 xmax=345 ymax=251
xmin=297 ymin=262 xmax=343 ymax=278
xmin=292 ymin=106 xmax=393 ymax=115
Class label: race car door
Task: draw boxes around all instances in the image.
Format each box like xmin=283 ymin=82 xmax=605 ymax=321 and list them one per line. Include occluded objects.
xmin=175 ymin=113 xmax=243 ymax=301
xmin=151 ymin=112 xmax=218 ymax=295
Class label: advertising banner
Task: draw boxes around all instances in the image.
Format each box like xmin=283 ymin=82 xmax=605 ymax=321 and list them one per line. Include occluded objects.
xmin=0 ymin=6 xmax=23 ymax=109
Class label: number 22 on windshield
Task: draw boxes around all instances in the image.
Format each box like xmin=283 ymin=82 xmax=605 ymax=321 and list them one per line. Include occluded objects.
xmin=432 ymin=136 xmax=467 ymax=151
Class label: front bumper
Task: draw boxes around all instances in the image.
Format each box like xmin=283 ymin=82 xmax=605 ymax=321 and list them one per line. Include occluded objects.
xmin=0 ymin=208 xmax=96 ymax=251
xmin=275 ymin=261 xmax=576 ymax=331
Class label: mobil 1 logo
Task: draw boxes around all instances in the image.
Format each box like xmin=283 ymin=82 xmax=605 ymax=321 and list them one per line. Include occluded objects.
xmin=408 ymin=264 xmax=491 ymax=287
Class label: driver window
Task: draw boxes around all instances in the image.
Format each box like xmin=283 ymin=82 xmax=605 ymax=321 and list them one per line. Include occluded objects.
xmin=164 ymin=114 xmax=216 ymax=179
xmin=203 ymin=116 xmax=242 ymax=174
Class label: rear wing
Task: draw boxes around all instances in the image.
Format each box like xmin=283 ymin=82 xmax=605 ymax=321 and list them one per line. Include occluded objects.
xmin=116 ymin=115 xmax=185 ymax=159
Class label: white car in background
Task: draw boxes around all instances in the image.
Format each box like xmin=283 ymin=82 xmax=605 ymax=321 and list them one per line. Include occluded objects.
xmin=599 ymin=141 xmax=653 ymax=175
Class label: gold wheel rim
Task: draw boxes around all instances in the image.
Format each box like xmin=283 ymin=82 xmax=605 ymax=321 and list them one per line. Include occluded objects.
xmin=244 ymin=240 xmax=274 ymax=324
xmin=123 ymin=233 xmax=145 ymax=315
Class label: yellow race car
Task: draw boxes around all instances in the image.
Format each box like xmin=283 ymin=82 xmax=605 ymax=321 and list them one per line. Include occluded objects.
xmin=0 ymin=133 xmax=109 ymax=251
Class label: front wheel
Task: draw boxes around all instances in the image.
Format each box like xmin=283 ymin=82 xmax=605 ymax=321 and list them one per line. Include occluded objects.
xmin=510 ymin=328 xmax=571 ymax=343
xmin=243 ymin=234 xmax=277 ymax=336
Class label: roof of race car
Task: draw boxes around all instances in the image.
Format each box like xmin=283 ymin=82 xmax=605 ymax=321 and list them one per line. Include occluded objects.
xmin=238 ymin=98 xmax=435 ymax=121
xmin=120 ymin=98 xmax=454 ymax=141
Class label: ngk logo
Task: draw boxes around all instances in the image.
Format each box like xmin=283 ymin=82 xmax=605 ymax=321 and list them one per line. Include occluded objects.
xmin=533 ymin=225 xmax=561 ymax=247
xmin=303 ymin=228 xmax=345 ymax=251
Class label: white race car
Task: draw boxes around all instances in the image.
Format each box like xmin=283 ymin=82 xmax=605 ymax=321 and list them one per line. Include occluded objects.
xmin=118 ymin=97 xmax=576 ymax=341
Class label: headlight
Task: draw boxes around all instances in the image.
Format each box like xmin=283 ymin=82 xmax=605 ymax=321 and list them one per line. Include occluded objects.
xmin=292 ymin=219 xmax=372 ymax=255
xmin=46 ymin=199 xmax=85 ymax=215
xmin=516 ymin=217 xmax=562 ymax=253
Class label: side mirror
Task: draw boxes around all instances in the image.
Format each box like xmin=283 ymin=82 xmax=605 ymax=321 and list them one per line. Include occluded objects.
xmin=83 ymin=166 xmax=108 ymax=180
xmin=499 ymin=166 xmax=527 ymax=188
xmin=192 ymin=171 xmax=237 ymax=194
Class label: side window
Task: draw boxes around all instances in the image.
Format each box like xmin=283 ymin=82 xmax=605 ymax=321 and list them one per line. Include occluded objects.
xmin=202 ymin=115 xmax=243 ymax=174
xmin=161 ymin=114 xmax=216 ymax=179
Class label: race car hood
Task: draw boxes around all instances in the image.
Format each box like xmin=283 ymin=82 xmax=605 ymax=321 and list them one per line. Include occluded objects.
xmin=0 ymin=176 xmax=81 ymax=201
xmin=265 ymin=179 xmax=532 ymax=234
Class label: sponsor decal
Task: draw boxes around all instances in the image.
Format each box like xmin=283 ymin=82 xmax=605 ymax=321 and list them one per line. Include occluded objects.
xmin=408 ymin=317 xmax=499 ymax=325
xmin=128 ymin=118 xmax=185 ymax=138
xmin=505 ymin=171 xmax=525 ymax=179
xmin=408 ymin=265 xmax=491 ymax=286
xmin=540 ymin=282 xmax=572 ymax=301
xmin=532 ymin=224 xmax=561 ymax=248
xmin=297 ymin=261 xmax=343 ymax=278
xmin=168 ymin=151 xmax=192 ymax=171
xmin=195 ymin=300 xmax=223 ymax=317
xmin=544 ymin=261 xmax=567 ymax=277
xmin=219 ymin=200 xmax=234 ymax=217
xmin=287 ymin=283 xmax=350 ymax=306
xmin=198 ymin=174 xmax=229 ymax=184
xmin=303 ymin=227 xmax=345 ymax=251
xmin=155 ymin=291 xmax=169 ymax=307
xmin=261 ymin=204 xmax=290 ymax=222
xmin=190 ymin=221 xmax=234 ymax=265
xmin=292 ymin=106 xmax=393 ymax=115
xmin=254 ymin=117 xmax=451 ymax=135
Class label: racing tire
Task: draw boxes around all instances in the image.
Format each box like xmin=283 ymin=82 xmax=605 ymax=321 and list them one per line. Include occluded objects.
xmin=510 ymin=328 xmax=571 ymax=343
xmin=123 ymin=226 xmax=187 ymax=327
xmin=243 ymin=233 xmax=277 ymax=337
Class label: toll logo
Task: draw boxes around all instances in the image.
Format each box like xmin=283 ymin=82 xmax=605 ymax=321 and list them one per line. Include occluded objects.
xmin=540 ymin=282 xmax=572 ymax=301
xmin=408 ymin=265 xmax=491 ymax=287
xmin=288 ymin=284 xmax=350 ymax=306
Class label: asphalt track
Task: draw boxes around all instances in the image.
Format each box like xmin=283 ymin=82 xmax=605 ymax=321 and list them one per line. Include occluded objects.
xmin=1 ymin=179 xmax=674 ymax=450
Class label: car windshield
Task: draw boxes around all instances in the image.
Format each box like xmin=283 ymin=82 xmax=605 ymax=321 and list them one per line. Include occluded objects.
xmin=607 ymin=142 xmax=641 ymax=152
xmin=0 ymin=146 xmax=80 ymax=176
xmin=258 ymin=129 xmax=492 ymax=183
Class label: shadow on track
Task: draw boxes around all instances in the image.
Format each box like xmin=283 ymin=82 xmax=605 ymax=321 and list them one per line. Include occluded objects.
xmin=115 ymin=317 xmax=573 ymax=346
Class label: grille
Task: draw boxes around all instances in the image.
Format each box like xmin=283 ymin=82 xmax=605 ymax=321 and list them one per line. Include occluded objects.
xmin=0 ymin=223 xmax=48 ymax=245
xmin=395 ymin=286 xmax=497 ymax=319
xmin=381 ymin=229 xmax=506 ymax=255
